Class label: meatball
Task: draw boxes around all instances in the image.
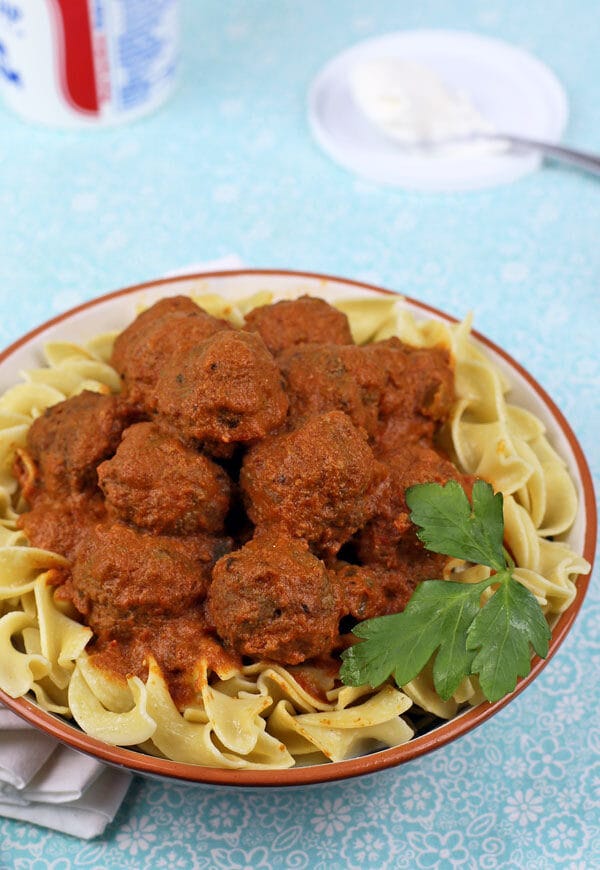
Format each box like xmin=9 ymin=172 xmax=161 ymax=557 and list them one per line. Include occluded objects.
xmin=155 ymin=330 xmax=288 ymax=444
xmin=24 ymin=391 xmax=137 ymax=499
xmin=111 ymin=295 xmax=201 ymax=374
xmin=240 ymin=411 xmax=385 ymax=557
xmin=244 ymin=295 xmax=353 ymax=355
xmin=278 ymin=343 xmax=384 ymax=434
xmin=18 ymin=492 xmax=106 ymax=559
xmin=278 ymin=339 xmax=453 ymax=448
xmin=365 ymin=338 xmax=455 ymax=453
xmin=97 ymin=422 xmax=232 ymax=534
xmin=334 ymin=563 xmax=416 ymax=622
xmin=68 ymin=521 xmax=231 ymax=637
xmin=110 ymin=296 xmax=231 ymax=410
xmin=357 ymin=443 xmax=474 ymax=569
xmin=206 ymin=529 xmax=340 ymax=664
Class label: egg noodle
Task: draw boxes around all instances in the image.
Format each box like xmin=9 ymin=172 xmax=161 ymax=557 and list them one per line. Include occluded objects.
xmin=0 ymin=292 xmax=590 ymax=768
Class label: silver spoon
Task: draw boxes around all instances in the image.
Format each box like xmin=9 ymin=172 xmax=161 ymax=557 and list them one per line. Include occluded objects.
xmin=349 ymin=57 xmax=600 ymax=176
xmin=411 ymin=131 xmax=600 ymax=176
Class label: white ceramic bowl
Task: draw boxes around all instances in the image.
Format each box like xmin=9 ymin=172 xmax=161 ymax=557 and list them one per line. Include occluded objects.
xmin=0 ymin=270 xmax=595 ymax=787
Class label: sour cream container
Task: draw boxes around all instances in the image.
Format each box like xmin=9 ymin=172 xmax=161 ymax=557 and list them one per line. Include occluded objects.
xmin=0 ymin=0 xmax=180 ymax=128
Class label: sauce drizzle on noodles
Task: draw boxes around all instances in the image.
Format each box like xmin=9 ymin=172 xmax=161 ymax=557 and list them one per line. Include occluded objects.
xmin=0 ymin=291 xmax=589 ymax=767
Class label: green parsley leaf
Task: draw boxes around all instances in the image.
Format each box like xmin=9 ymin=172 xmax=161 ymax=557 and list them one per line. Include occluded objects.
xmin=466 ymin=572 xmax=551 ymax=702
xmin=340 ymin=578 xmax=488 ymax=700
xmin=405 ymin=479 xmax=506 ymax=572
xmin=340 ymin=613 xmax=405 ymax=690
xmin=340 ymin=480 xmax=552 ymax=705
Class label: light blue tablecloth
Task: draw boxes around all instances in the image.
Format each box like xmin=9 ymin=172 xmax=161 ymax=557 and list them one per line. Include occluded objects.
xmin=0 ymin=1 xmax=598 ymax=868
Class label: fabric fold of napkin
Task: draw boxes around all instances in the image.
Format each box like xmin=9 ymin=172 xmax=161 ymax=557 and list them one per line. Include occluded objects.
xmin=0 ymin=254 xmax=244 ymax=839
xmin=0 ymin=704 xmax=131 ymax=839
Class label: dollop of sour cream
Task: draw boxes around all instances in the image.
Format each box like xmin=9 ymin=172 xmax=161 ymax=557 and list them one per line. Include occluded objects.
xmin=350 ymin=57 xmax=494 ymax=146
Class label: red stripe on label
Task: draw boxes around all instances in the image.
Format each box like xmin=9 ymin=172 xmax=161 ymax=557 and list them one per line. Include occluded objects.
xmin=53 ymin=0 xmax=98 ymax=113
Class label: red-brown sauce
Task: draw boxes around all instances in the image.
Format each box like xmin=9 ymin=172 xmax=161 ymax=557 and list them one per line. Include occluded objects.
xmin=15 ymin=295 xmax=473 ymax=708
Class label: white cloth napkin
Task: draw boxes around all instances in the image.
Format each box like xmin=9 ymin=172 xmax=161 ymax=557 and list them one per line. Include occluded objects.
xmin=0 ymin=704 xmax=131 ymax=838
xmin=0 ymin=254 xmax=244 ymax=839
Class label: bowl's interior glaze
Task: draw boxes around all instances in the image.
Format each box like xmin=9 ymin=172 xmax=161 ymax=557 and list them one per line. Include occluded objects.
xmin=0 ymin=270 xmax=595 ymax=787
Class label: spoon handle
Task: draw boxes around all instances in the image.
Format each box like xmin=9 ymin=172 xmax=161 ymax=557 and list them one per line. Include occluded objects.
xmin=500 ymin=134 xmax=600 ymax=176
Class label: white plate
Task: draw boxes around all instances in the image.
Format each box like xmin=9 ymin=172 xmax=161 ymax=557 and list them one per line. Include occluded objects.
xmin=308 ymin=29 xmax=568 ymax=191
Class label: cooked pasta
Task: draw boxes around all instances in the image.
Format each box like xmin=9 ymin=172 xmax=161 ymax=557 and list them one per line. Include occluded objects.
xmin=0 ymin=289 xmax=590 ymax=767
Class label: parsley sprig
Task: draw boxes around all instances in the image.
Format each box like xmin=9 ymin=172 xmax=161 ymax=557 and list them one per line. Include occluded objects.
xmin=340 ymin=480 xmax=551 ymax=703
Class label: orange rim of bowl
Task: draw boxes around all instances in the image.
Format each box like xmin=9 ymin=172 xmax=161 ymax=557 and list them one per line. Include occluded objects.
xmin=0 ymin=269 xmax=596 ymax=787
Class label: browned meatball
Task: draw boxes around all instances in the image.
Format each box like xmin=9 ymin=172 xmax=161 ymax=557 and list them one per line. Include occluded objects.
xmin=240 ymin=411 xmax=385 ymax=557
xmin=206 ymin=529 xmax=340 ymax=664
xmin=333 ymin=563 xmax=416 ymax=621
xmin=18 ymin=492 xmax=106 ymax=559
xmin=357 ymin=443 xmax=474 ymax=569
xmin=97 ymin=422 xmax=232 ymax=534
xmin=24 ymin=391 xmax=137 ymax=499
xmin=155 ymin=330 xmax=288 ymax=444
xmin=111 ymin=295 xmax=201 ymax=374
xmin=244 ymin=295 xmax=353 ymax=355
xmin=365 ymin=338 xmax=455 ymax=453
xmin=278 ymin=343 xmax=384 ymax=434
xmin=68 ymin=521 xmax=231 ymax=637
xmin=279 ymin=339 xmax=453 ymax=448
xmin=110 ymin=296 xmax=231 ymax=410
